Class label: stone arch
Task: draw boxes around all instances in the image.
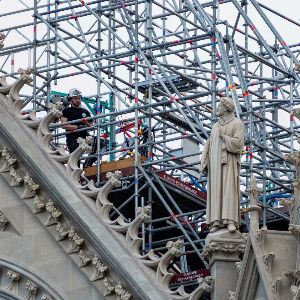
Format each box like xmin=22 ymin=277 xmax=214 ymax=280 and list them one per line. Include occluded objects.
xmin=0 ymin=258 xmax=64 ymax=300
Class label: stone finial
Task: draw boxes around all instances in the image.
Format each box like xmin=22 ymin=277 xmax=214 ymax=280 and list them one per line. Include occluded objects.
xmin=114 ymin=282 xmax=132 ymax=300
xmin=90 ymin=255 xmax=108 ymax=281
xmin=67 ymin=227 xmax=84 ymax=254
xmin=76 ymin=136 xmax=93 ymax=152
xmin=166 ymin=239 xmax=184 ymax=258
xmin=0 ymin=32 xmax=5 ymax=49
xmin=0 ymin=211 xmax=8 ymax=231
xmin=44 ymin=200 xmax=61 ymax=226
xmin=78 ymin=250 xmax=92 ymax=267
xmin=247 ymin=176 xmax=262 ymax=230
xmin=103 ymin=277 xmax=115 ymax=296
xmin=24 ymin=280 xmax=38 ymax=300
xmin=189 ymin=276 xmax=212 ymax=300
xmin=248 ymin=176 xmax=262 ymax=207
xmin=136 ymin=205 xmax=152 ymax=223
xmin=48 ymin=102 xmax=64 ymax=118
xmin=106 ymin=170 xmax=122 ymax=188
xmin=18 ymin=68 xmax=33 ymax=84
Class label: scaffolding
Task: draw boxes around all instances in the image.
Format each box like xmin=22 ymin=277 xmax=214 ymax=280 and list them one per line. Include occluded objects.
xmin=1 ymin=0 xmax=299 ymax=288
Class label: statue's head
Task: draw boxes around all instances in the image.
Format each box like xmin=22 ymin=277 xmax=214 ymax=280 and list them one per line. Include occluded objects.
xmin=216 ymin=97 xmax=235 ymax=117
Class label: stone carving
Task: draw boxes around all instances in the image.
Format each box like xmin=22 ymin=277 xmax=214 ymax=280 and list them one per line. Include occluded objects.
xmin=228 ymin=291 xmax=236 ymax=300
xmin=66 ymin=136 xmax=93 ymax=187
xmin=291 ymin=285 xmax=300 ymax=300
xmin=289 ymin=224 xmax=300 ymax=241
xmin=0 ymin=79 xmax=140 ymax=299
xmin=24 ymin=280 xmax=38 ymax=300
xmin=115 ymin=282 xmax=132 ymax=300
xmin=295 ymin=64 xmax=300 ymax=72
xmin=106 ymin=171 xmax=122 ymax=188
xmin=21 ymin=111 xmax=41 ymax=129
xmin=37 ymin=102 xmax=69 ymax=162
xmin=0 ymin=147 xmax=17 ymax=173
xmin=21 ymin=173 xmax=39 ymax=199
xmin=203 ymin=239 xmax=246 ymax=261
xmin=90 ymin=255 xmax=108 ymax=281
xmin=6 ymin=270 xmax=20 ymax=294
xmin=103 ymin=277 xmax=115 ymax=296
xmin=67 ymin=227 xmax=84 ymax=254
xmin=0 ymin=32 xmax=5 ymax=49
xmin=44 ymin=200 xmax=62 ymax=226
xmin=33 ymin=195 xmax=45 ymax=214
xmin=285 ymin=270 xmax=300 ymax=286
xmin=200 ymin=97 xmax=244 ymax=233
xmin=235 ymin=262 xmax=242 ymax=276
xmin=79 ymin=250 xmax=92 ymax=267
xmin=0 ymin=77 xmax=11 ymax=97
xmin=248 ymin=176 xmax=262 ymax=207
xmin=9 ymin=167 xmax=23 ymax=186
xmin=19 ymin=68 xmax=33 ymax=84
xmin=125 ymin=205 xmax=160 ymax=267
xmin=241 ymin=232 xmax=249 ymax=244
xmin=255 ymin=226 xmax=268 ymax=249
xmin=136 ymin=205 xmax=152 ymax=223
xmin=0 ymin=211 xmax=8 ymax=231
xmin=7 ymin=69 xmax=33 ymax=115
xmin=189 ymin=276 xmax=212 ymax=300
xmin=55 ymin=222 xmax=69 ymax=241
xmin=285 ymin=151 xmax=300 ymax=180
xmin=95 ymin=171 xmax=129 ymax=232
xmin=247 ymin=176 xmax=262 ymax=230
xmin=156 ymin=240 xmax=183 ymax=294
xmin=281 ymin=271 xmax=300 ymax=299
xmin=263 ymin=252 xmax=275 ymax=272
xmin=281 ymin=198 xmax=296 ymax=224
xmin=270 ymin=277 xmax=282 ymax=294
xmin=0 ymin=69 xmax=40 ymax=126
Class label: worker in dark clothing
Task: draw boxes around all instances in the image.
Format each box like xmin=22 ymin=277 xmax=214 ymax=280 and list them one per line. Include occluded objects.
xmin=61 ymin=88 xmax=93 ymax=154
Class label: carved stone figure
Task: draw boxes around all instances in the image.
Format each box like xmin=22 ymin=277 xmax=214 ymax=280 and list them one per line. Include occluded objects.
xmin=201 ymin=97 xmax=244 ymax=233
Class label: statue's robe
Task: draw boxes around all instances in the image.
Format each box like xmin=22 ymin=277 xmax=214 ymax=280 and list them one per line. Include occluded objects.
xmin=201 ymin=115 xmax=244 ymax=227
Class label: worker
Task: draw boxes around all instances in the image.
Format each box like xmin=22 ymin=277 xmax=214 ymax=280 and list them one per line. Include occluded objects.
xmin=61 ymin=88 xmax=93 ymax=154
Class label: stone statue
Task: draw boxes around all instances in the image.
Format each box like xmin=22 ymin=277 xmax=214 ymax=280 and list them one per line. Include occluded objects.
xmin=200 ymin=97 xmax=244 ymax=233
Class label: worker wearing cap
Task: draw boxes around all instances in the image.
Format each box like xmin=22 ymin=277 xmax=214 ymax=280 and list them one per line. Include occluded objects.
xmin=61 ymin=88 xmax=93 ymax=153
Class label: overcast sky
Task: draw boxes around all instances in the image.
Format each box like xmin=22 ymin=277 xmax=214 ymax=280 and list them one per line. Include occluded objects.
xmin=1 ymin=0 xmax=300 ymax=98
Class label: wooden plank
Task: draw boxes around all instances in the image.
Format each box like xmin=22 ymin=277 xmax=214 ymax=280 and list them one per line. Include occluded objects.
xmin=84 ymin=156 xmax=146 ymax=177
